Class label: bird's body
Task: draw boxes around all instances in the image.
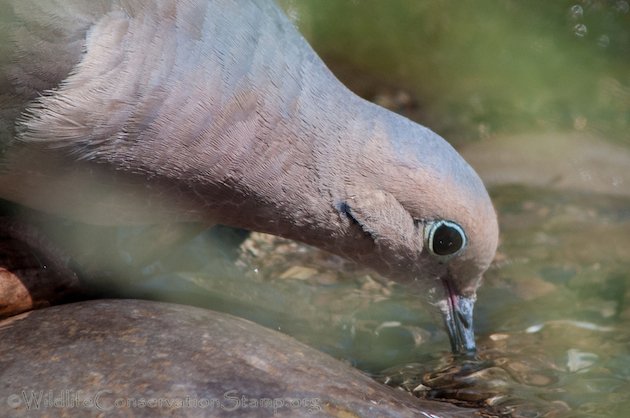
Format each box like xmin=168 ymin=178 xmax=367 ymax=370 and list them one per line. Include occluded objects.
xmin=0 ymin=0 xmax=498 ymax=353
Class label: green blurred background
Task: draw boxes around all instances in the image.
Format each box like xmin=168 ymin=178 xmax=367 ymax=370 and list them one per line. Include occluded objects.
xmin=280 ymin=0 xmax=630 ymax=146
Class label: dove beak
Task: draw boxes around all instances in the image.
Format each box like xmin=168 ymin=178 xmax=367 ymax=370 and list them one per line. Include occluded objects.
xmin=441 ymin=277 xmax=476 ymax=355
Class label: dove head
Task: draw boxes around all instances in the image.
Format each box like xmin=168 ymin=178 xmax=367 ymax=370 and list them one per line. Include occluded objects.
xmin=331 ymin=109 xmax=499 ymax=354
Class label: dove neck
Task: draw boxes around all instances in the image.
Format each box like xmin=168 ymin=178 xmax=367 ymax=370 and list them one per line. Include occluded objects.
xmin=181 ymin=76 xmax=401 ymax=263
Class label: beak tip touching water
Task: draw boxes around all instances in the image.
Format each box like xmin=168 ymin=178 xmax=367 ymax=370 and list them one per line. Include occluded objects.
xmin=443 ymin=294 xmax=477 ymax=355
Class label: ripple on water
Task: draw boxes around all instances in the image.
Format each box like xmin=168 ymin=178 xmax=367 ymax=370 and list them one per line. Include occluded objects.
xmin=379 ymin=186 xmax=630 ymax=417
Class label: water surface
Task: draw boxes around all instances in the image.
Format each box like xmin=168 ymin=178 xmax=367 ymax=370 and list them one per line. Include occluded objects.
xmin=25 ymin=173 xmax=629 ymax=416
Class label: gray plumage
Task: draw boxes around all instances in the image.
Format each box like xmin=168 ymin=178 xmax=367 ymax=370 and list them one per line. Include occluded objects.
xmin=0 ymin=0 xmax=498 ymax=353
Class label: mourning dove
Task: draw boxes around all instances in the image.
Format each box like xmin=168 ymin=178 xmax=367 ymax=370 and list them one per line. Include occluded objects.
xmin=0 ymin=0 xmax=498 ymax=353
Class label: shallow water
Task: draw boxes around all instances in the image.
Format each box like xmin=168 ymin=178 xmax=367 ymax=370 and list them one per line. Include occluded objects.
xmin=381 ymin=186 xmax=630 ymax=417
xmin=21 ymin=178 xmax=630 ymax=417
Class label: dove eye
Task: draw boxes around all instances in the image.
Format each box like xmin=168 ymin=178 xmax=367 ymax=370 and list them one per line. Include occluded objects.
xmin=426 ymin=220 xmax=467 ymax=257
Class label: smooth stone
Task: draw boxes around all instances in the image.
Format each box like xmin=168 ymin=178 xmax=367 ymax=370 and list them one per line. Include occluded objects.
xmin=0 ymin=218 xmax=82 ymax=319
xmin=0 ymin=299 xmax=477 ymax=417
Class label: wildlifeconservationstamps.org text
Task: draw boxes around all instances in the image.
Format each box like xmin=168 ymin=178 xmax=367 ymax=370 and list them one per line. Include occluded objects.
xmin=6 ymin=389 xmax=322 ymax=414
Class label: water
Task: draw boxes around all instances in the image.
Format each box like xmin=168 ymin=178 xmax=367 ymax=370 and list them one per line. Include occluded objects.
xmin=21 ymin=176 xmax=629 ymax=416
xmin=381 ymin=186 xmax=630 ymax=416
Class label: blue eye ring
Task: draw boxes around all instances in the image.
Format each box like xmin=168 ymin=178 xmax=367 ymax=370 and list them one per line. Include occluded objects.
xmin=425 ymin=220 xmax=467 ymax=258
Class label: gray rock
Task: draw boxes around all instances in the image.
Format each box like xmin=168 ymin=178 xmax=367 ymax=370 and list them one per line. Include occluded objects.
xmin=0 ymin=299 xmax=477 ymax=417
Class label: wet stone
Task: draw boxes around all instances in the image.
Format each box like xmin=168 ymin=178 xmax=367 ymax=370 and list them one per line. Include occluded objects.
xmin=0 ymin=299 xmax=479 ymax=417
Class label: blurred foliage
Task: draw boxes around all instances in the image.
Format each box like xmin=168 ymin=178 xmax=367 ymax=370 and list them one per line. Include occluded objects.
xmin=280 ymin=0 xmax=630 ymax=144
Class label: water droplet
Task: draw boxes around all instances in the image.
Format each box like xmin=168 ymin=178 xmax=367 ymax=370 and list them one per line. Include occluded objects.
xmin=597 ymin=34 xmax=610 ymax=48
xmin=616 ymin=0 xmax=629 ymax=13
xmin=574 ymin=23 xmax=588 ymax=37
xmin=569 ymin=4 xmax=584 ymax=19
